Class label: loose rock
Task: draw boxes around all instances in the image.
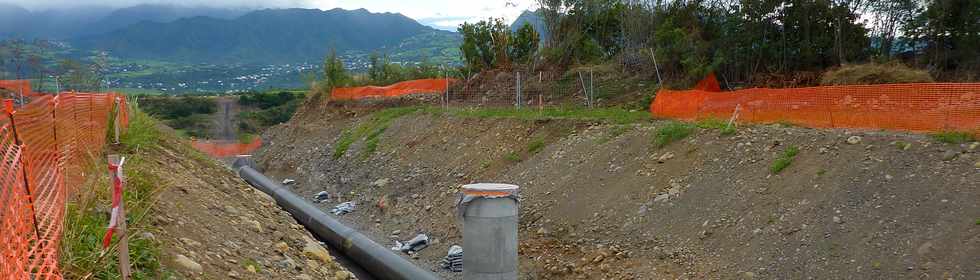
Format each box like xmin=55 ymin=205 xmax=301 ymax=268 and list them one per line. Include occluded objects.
xmin=942 ymin=150 xmax=959 ymax=161
xmin=174 ymin=254 xmax=203 ymax=273
xmin=846 ymin=136 xmax=862 ymax=145
xmin=303 ymin=239 xmax=334 ymax=264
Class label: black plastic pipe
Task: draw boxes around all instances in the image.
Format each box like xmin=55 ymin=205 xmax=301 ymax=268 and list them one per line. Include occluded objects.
xmin=233 ymin=163 xmax=439 ymax=280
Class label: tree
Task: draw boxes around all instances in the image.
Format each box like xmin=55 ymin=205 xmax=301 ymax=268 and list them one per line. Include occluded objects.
xmin=459 ymin=18 xmax=542 ymax=71
xmin=458 ymin=18 xmax=507 ymax=72
xmin=906 ymin=0 xmax=980 ymax=77
xmin=510 ymin=23 xmax=541 ymax=64
xmin=321 ymin=49 xmax=351 ymax=91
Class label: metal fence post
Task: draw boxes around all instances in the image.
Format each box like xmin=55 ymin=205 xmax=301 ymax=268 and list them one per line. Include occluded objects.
xmin=589 ymin=68 xmax=595 ymax=108
xmin=515 ymin=72 xmax=521 ymax=109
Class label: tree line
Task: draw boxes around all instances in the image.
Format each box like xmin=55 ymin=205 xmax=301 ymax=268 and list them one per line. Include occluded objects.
xmin=445 ymin=0 xmax=978 ymax=88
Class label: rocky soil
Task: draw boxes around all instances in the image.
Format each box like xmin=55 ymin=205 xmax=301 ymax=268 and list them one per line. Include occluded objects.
xmin=255 ymin=103 xmax=979 ymax=279
xmin=138 ymin=129 xmax=354 ymax=280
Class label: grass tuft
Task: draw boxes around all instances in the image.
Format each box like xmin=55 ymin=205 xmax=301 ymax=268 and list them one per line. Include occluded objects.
xmin=527 ymin=137 xmax=546 ymax=154
xmin=120 ymin=109 xmax=160 ymax=151
xmin=505 ymin=152 xmax=521 ymax=162
xmin=930 ymin=131 xmax=975 ymax=144
xmin=770 ymin=146 xmax=800 ymax=174
xmin=332 ymin=107 xmax=419 ymax=159
xmin=653 ymin=122 xmax=695 ymax=148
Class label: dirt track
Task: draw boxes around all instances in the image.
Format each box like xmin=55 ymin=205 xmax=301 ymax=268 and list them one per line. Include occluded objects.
xmin=212 ymin=96 xmax=240 ymax=141
xmin=255 ymin=103 xmax=979 ymax=279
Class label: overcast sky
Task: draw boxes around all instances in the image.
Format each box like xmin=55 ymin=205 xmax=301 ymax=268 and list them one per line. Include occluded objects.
xmin=2 ymin=0 xmax=538 ymax=31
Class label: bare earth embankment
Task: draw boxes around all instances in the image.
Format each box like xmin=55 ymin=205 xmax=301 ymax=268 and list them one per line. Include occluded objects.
xmin=255 ymin=102 xmax=978 ymax=279
xmin=130 ymin=125 xmax=353 ymax=280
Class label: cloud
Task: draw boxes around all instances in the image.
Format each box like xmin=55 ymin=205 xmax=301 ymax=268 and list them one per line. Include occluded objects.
xmin=3 ymin=0 xmax=537 ymax=30
xmin=2 ymin=0 xmax=316 ymax=10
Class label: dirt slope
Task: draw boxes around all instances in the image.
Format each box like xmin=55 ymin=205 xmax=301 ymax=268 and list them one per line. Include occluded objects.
xmin=138 ymin=128 xmax=353 ymax=280
xmin=256 ymin=104 xmax=979 ymax=280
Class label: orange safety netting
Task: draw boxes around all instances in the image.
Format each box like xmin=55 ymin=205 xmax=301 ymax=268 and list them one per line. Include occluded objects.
xmin=0 ymin=80 xmax=43 ymax=98
xmin=330 ymin=78 xmax=455 ymax=101
xmin=191 ymin=137 xmax=262 ymax=158
xmin=650 ymin=75 xmax=980 ymax=137
xmin=1 ymin=92 xmax=128 ymax=280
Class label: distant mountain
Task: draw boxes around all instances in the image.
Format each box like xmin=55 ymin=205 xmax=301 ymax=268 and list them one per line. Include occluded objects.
xmin=83 ymin=4 xmax=251 ymax=36
xmin=0 ymin=4 xmax=115 ymax=39
xmin=0 ymin=3 xmax=251 ymax=39
xmin=74 ymin=8 xmax=445 ymax=64
xmin=511 ymin=10 xmax=548 ymax=43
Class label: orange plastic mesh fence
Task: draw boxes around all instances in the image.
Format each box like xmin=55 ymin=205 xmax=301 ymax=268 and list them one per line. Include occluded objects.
xmin=0 ymin=80 xmax=39 ymax=98
xmin=330 ymin=78 xmax=456 ymax=101
xmin=1 ymin=92 xmax=128 ymax=280
xmin=650 ymin=82 xmax=980 ymax=137
xmin=191 ymin=137 xmax=263 ymax=158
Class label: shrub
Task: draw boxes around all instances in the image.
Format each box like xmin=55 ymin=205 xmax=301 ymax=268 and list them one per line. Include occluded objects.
xmin=820 ymin=62 xmax=934 ymax=85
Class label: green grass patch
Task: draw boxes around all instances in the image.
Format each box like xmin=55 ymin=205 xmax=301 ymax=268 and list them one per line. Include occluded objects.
xmin=653 ymin=122 xmax=695 ymax=148
xmin=238 ymin=133 xmax=257 ymax=144
xmin=61 ymin=151 xmax=171 ymax=279
xmin=770 ymin=146 xmax=801 ymax=174
xmin=930 ymin=131 xmax=975 ymax=144
xmin=362 ymin=127 xmax=387 ymax=158
xmin=527 ymin=137 xmax=547 ymax=154
xmin=120 ymin=108 xmax=160 ymax=151
xmin=505 ymin=151 xmax=521 ymax=162
xmin=431 ymin=107 xmax=649 ymax=124
xmin=332 ymin=107 xmax=419 ymax=159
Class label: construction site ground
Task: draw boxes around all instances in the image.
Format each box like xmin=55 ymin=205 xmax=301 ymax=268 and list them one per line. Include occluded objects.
xmin=251 ymin=101 xmax=980 ymax=279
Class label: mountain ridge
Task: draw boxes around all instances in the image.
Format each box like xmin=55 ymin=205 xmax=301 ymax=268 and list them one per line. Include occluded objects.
xmin=73 ymin=8 xmax=445 ymax=64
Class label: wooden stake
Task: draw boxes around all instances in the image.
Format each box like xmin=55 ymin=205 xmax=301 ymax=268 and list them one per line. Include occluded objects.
xmin=107 ymin=154 xmax=131 ymax=280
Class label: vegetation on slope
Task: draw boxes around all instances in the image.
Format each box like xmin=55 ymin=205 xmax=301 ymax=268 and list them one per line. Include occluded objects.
xmin=138 ymin=96 xmax=216 ymax=138
xmin=237 ymin=90 xmax=305 ymax=134
xmin=61 ymin=109 xmax=172 ymax=279
xmin=820 ymin=62 xmax=935 ymax=85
